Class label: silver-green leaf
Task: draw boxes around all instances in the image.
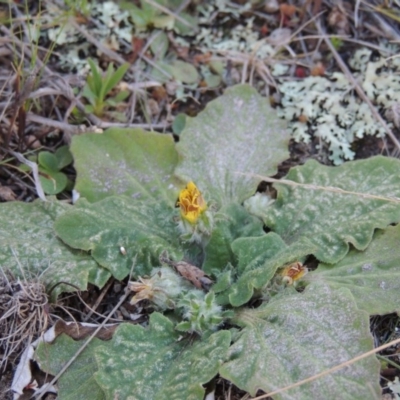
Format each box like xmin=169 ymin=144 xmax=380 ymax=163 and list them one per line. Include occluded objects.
xmin=0 ymin=200 xmax=110 ymax=298
xmin=35 ymin=334 xmax=105 ymax=400
xmin=228 ymin=235 xmax=316 ymax=306
xmin=71 ymin=128 xmax=182 ymax=204
xmin=220 ymin=284 xmax=380 ymax=400
xmin=94 ymin=313 xmax=231 ymax=400
xmin=174 ymin=84 xmax=289 ymax=206
xmin=54 ymin=196 xmax=182 ymax=280
xmin=306 ymin=224 xmax=400 ymax=315
xmin=263 ymin=156 xmax=400 ymax=263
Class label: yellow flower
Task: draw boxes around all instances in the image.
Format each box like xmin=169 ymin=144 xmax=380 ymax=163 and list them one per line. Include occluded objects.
xmin=177 ymin=182 xmax=207 ymax=224
xmin=281 ymin=262 xmax=308 ymax=285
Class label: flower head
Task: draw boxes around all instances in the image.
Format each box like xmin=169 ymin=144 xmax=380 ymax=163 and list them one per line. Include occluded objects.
xmin=281 ymin=262 xmax=308 ymax=286
xmin=177 ymin=182 xmax=207 ymax=224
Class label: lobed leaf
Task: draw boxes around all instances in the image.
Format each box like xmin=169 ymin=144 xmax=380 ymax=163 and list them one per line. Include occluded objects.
xmin=174 ymin=84 xmax=289 ymax=206
xmin=202 ymin=203 xmax=265 ymax=275
xmin=35 ymin=334 xmax=105 ymax=400
xmin=0 ymin=200 xmax=110 ymax=298
xmin=71 ymin=128 xmax=182 ymax=204
xmin=228 ymin=235 xmax=316 ymax=306
xmin=54 ymin=196 xmax=182 ymax=280
xmin=94 ymin=313 xmax=231 ymax=400
xmin=306 ymin=224 xmax=400 ymax=315
xmin=263 ymin=156 xmax=400 ymax=263
xmin=220 ymin=284 xmax=381 ymax=400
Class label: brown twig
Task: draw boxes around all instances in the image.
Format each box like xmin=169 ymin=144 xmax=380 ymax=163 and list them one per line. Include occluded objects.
xmin=83 ymin=278 xmax=114 ymax=322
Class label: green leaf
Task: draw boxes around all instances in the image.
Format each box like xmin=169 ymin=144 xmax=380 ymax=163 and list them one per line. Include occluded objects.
xmin=220 ymin=284 xmax=381 ymax=400
xmin=150 ymin=31 xmax=169 ymax=59
xmin=87 ymin=59 xmax=103 ymax=96
xmin=102 ymin=63 xmax=129 ymax=99
xmin=169 ymin=60 xmax=199 ymax=84
xmin=150 ymin=61 xmax=173 ymax=83
xmin=123 ymin=3 xmax=150 ymax=29
xmin=35 ymin=334 xmax=105 ymax=400
xmin=205 ymin=73 xmax=221 ymax=88
xmin=306 ymin=224 xmax=400 ymax=315
xmin=0 ymin=200 xmax=110 ymax=298
xmin=153 ymin=14 xmax=175 ymax=30
xmin=172 ymin=113 xmax=186 ymax=135
xmin=94 ymin=313 xmax=231 ymax=400
xmin=82 ymin=85 xmax=97 ymax=105
xmin=263 ymin=156 xmax=400 ymax=263
xmin=228 ymin=235 xmax=316 ymax=307
xmin=202 ymin=203 xmax=265 ymax=275
xmin=54 ymin=196 xmax=182 ymax=280
xmin=174 ymin=12 xmax=198 ymax=35
xmin=38 ymin=151 xmax=59 ymax=171
xmin=105 ymin=89 xmax=130 ymax=105
xmin=71 ymin=128 xmax=182 ymax=204
xmin=174 ymin=84 xmax=290 ymax=206
xmin=39 ymin=169 xmax=68 ymax=195
xmin=84 ymin=104 xmax=95 ymax=114
xmin=55 ymin=145 xmax=73 ymax=170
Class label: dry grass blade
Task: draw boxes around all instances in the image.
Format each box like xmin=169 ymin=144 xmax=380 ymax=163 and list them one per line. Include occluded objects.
xmin=9 ymin=150 xmax=46 ymax=201
xmin=0 ymin=270 xmax=49 ymax=372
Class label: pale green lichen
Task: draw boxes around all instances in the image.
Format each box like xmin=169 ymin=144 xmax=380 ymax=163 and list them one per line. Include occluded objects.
xmin=278 ymin=47 xmax=400 ymax=164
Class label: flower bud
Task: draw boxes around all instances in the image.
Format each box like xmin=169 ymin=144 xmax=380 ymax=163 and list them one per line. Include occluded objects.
xmin=176 ymin=182 xmax=214 ymax=243
xmin=175 ymin=291 xmax=231 ymax=335
xmin=281 ymin=261 xmax=308 ymax=286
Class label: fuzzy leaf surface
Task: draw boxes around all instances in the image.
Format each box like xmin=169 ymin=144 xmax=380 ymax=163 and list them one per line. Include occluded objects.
xmin=71 ymin=128 xmax=181 ymax=204
xmin=220 ymin=284 xmax=380 ymax=400
xmin=174 ymin=84 xmax=289 ymax=206
xmin=54 ymin=196 xmax=182 ymax=280
xmin=35 ymin=334 xmax=105 ymax=400
xmin=228 ymin=235 xmax=317 ymax=306
xmin=202 ymin=203 xmax=265 ymax=275
xmin=306 ymin=224 xmax=400 ymax=315
xmin=94 ymin=313 xmax=231 ymax=400
xmin=263 ymin=156 xmax=400 ymax=263
xmin=0 ymin=200 xmax=109 ymax=297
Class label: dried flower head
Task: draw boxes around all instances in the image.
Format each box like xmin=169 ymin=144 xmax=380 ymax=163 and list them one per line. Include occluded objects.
xmin=128 ymin=267 xmax=192 ymax=310
xmin=177 ymin=182 xmax=207 ymax=224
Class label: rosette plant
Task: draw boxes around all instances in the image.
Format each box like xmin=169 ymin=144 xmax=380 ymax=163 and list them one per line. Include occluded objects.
xmin=3 ymin=84 xmax=400 ymax=399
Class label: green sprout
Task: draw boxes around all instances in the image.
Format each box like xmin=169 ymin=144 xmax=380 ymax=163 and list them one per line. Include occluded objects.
xmin=82 ymin=59 xmax=130 ymax=117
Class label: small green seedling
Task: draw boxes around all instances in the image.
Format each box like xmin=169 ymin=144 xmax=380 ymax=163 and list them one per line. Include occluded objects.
xmin=120 ymin=0 xmax=198 ymax=34
xmin=37 ymin=145 xmax=73 ymax=195
xmin=125 ymin=0 xmax=174 ymax=31
xmin=82 ymin=59 xmax=130 ymax=117
xmin=19 ymin=146 xmax=73 ymax=195
xmin=35 ymin=146 xmax=73 ymax=195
